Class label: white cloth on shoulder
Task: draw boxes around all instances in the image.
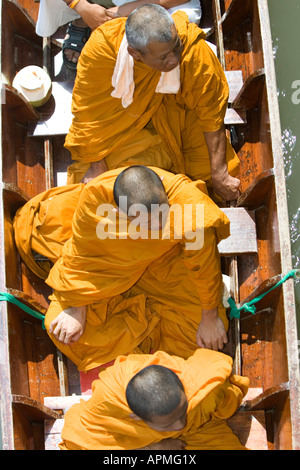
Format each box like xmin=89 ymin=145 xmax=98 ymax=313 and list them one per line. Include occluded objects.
xmin=111 ymin=35 xmax=180 ymax=108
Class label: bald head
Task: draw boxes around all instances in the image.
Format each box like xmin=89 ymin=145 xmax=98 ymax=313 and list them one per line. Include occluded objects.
xmin=126 ymin=364 xmax=186 ymax=423
xmin=125 ymin=4 xmax=175 ymax=52
xmin=113 ymin=166 xmax=168 ymax=215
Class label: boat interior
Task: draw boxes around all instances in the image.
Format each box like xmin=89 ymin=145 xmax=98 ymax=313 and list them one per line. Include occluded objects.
xmin=0 ymin=0 xmax=299 ymax=450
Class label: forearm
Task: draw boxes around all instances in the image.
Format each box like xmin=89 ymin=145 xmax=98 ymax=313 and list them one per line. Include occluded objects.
xmin=204 ymin=125 xmax=240 ymax=200
xmin=63 ymin=0 xmax=115 ymax=29
xmin=203 ymin=125 xmax=227 ymax=179
xmin=109 ymin=0 xmax=189 ymax=17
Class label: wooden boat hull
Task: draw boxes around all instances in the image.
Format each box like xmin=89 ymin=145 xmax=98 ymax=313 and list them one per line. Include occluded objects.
xmin=0 ymin=0 xmax=299 ymax=450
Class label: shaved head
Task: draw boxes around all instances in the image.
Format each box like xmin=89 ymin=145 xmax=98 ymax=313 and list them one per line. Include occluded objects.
xmin=125 ymin=4 xmax=175 ymax=52
xmin=113 ymin=166 xmax=168 ymax=215
xmin=126 ymin=364 xmax=186 ymax=422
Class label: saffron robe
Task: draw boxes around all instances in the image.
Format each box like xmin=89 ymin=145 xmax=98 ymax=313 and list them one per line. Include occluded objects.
xmin=65 ymin=11 xmax=239 ymax=184
xmin=13 ymin=184 xmax=85 ymax=279
xmin=59 ymin=349 xmax=250 ymax=450
xmin=42 ymin=167 xmax=230 ymax=370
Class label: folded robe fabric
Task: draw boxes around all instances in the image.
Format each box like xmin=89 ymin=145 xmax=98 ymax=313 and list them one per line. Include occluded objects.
xmin=59 ymin=349 xmax=250 ymax=450
xmin=45 ymin=167 xmax=229 ymax=308
xmin=13 ymin=184 xmax=85 ymax=279
xmin=41 ymin=167 xmax=230 ymax=370
xmin=65 ymin=12 xmax=239 ymax=184
xmin=13 ymin=167 xmax=231 ymax=370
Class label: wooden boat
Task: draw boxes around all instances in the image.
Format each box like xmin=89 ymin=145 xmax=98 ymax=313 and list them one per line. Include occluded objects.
xmin=0 ymin=0 xmax=299 ymax=450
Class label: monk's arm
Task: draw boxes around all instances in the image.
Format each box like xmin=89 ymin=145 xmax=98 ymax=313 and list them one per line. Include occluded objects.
xmin=196 ymin=307 xmax=227 ymax=351
xmin=48 ymin=306 xmax=87 ymax=345
xmin=108 ymin=0 xmax=191 ymax=18
xmin=182 ymin=228 xmax=227 ymax=350
xmin=204 ymin=125 xmax=240 ymax=201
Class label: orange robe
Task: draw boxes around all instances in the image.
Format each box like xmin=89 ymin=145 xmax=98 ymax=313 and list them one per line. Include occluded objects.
xmin=13 ymin=184 xmax=85 ymax=279
xmin=65 ymin=12 xmax=239 ymax=184
xmin=59 ymin=349 xmax=250 ymax=450
xmin=42 ymin=167 xmax=230 ymax=370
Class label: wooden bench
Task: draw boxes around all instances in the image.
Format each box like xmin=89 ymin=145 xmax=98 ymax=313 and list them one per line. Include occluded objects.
xmin=25 ymin=69 xmax=247 ymax=138
xmin=219 ymin=207 xmax=257 ymax=255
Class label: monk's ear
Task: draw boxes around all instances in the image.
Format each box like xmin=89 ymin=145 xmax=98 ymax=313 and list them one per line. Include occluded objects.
xmin=129 ymin=412 xmax=142 ymax=421
xmin=127 ymin=45 xmax=143 ymax=61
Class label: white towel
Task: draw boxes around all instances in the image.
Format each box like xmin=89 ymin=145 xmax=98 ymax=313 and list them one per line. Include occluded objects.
xmin=111 ymin=35 xmax=180 ymax=108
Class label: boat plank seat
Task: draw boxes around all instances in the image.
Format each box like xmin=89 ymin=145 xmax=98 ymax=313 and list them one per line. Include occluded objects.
xmin=43 ymin=388 xmax=267 ymax=450
xmin=28 ymin=82 xmax=74 ymax=137
xmin=224 ymin=70 xmax=247 ymax=125
xmin=227 ymin=410 xmax=268 ymax=450
xmin=221 ymin=0 xmax=253 ymax=36
xmin=26 ymin=71 xmax=247 ymax=138
xmin=231 ymin=69 xmax=265 ymax=110
xmin=4 ymin=0 xmax=42 ymax=45
xmin=4 ymin=84 xmax=40 ymax=124
xmin=237 ymin=169 xmax=274 ymax=210
xmin=218 ymin=207 xmax=257 ymax=255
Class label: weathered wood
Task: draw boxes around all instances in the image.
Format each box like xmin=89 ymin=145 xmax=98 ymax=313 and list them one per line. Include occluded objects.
xmin=4 ymin=0 xmax=41 ymax=44
xmin=3 ymin=84 xmax=40 ymax=123
xmin=12 ymin=395 xmax=62 ymax=420
xmin=5 ymin=288 xmax=47 ymax=315
xmin=1 ymin=0 xmax=299 ymax=450
xmin=221 ymin=0 xmax=253 ymax=36
xmin=218 ymin=207 xmax=257 ymax=255
xmin=227 ymin=410 xmax=268 ymax=450
xmin=237 ymin=168 xmax=274 ymax=210
xmin=232 ymin=69 xmax=265 ymax=110
xmin=44 ymin=395 xmax=92 ymax=412
xmin=242 ymin=383 xmax=290 ymax=411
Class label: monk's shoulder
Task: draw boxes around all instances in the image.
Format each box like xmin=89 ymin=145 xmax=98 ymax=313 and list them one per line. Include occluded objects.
xmin=82 ymin=18 xmax=126 ymax=61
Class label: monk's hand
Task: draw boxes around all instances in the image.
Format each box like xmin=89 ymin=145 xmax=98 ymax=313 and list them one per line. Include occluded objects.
xmin=49 ymin=306 xmax=87 ymax=345
xmin=212 ymin=171 xmax=241 ymax=201
xmin=81 ymin=160 xmax=108 ymax=184
xmin=196 ymin=308 xmax=228 ymax=350
xmin=141 ymin=439 xmax=187 ymax=450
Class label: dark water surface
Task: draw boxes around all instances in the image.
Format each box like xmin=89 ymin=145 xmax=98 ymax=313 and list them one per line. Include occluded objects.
xmin=268 ymin=0 xmax=300 ymax=339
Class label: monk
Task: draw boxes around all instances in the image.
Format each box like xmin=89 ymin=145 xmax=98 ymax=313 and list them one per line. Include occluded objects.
xmin=59 ymin=348 xmax=250 ymax=450
xmin=37 ymin=165 xmax=231 ymax=371
xmin=64 ymin=4 xmax=240 ymax=201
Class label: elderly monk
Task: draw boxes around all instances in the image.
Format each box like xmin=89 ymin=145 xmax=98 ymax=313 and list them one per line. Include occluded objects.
xmin=59 ymin=349 xmax=249 ymax=450
xmin=39 ymin=165 xmax=231 ymax=371
xmin=65 ymin=4 xmax=240 ymax=201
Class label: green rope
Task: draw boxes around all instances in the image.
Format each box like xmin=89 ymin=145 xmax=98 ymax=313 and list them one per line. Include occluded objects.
xmin=0 ymin=291 xmax=45 ymax=329
xmin=228 ymin=268 xmax=300 ymax=320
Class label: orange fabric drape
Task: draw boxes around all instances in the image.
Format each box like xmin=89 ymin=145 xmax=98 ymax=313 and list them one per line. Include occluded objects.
xmin=65 ymin=12 xmax=239 ymax=184
xmin=59 ymin=349 xmax=249 ymax=450
xmin=14 ymin=168 xmax=230 ymax=370
xmin=41 ymin=167 xmax=230 ymax=370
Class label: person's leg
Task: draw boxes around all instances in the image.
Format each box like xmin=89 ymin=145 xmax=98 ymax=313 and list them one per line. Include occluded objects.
xmin=62 ymin=19 xmax=91 ymax=69
xmin=62 ymin=0 xmax=109 ymax=68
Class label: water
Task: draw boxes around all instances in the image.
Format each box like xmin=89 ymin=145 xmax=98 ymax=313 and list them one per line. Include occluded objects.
xmin=268 ymin=0 xmax=300 ymax=338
